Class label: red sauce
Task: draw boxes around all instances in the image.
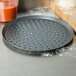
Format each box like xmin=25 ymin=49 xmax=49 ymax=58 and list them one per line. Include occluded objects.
xmin=0 ymin=0 xmax=18 ymax=22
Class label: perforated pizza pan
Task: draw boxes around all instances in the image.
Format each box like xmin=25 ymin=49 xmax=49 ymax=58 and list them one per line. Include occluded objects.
xmin=2 ymin=16 xmax=74 ymax=53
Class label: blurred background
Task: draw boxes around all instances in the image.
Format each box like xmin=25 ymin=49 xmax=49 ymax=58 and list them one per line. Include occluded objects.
xmin=18 ymin=0 xmax=50 ymax=12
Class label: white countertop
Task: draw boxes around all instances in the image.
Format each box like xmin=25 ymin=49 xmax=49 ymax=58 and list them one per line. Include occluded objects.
xmin=0 ymin=8 xmax=76 ymax=76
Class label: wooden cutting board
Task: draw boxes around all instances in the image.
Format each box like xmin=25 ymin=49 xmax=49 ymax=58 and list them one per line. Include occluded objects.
xmin=50 ymin=0 xmax=76 ymax=32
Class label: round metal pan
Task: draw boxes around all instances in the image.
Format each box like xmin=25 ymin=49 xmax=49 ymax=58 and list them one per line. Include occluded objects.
xmin=2 ymin=16 xmax=74 ymax=54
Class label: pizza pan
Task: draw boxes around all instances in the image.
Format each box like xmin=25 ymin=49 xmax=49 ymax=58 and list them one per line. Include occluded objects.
xmin=2 ymin=16 xmax=74 ymax=54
